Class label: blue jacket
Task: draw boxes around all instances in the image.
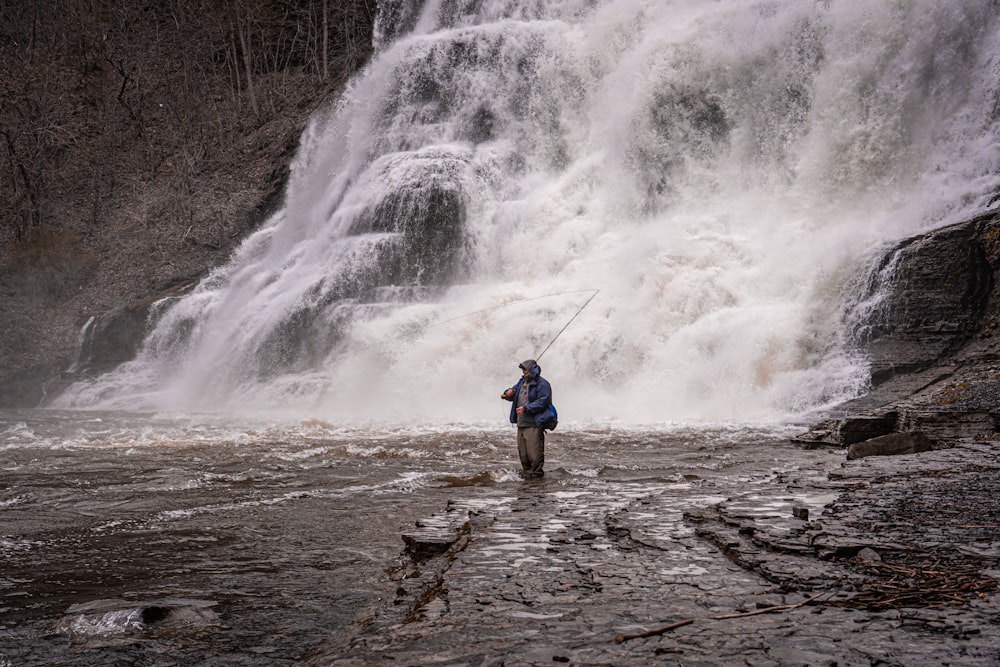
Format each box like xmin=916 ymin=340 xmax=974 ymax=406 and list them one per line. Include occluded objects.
xmin=502 ymin=360 xmax=553 ymax=428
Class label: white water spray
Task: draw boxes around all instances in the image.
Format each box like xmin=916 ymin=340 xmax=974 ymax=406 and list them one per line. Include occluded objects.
xmin=55 ymin=0 xmax=1000 ymax=424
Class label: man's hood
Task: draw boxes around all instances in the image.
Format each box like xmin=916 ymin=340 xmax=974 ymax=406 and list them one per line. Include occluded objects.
xmin=519 ymin=359 xmax=540 ymax=379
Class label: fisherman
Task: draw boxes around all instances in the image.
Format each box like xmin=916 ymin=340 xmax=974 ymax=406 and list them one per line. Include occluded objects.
xmin=501 ymin=359 xmax=553 ymax=478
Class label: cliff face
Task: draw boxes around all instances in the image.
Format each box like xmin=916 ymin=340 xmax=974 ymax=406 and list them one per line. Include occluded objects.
xmin=854 ymin=215 xmax=997 ymax=386
xmin=803 ymin=208 xmax=1000 ymax=445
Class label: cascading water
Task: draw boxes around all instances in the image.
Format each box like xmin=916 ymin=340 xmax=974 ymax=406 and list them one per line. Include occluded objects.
xmin=54 ymin=0 xmax=1000 ymax=423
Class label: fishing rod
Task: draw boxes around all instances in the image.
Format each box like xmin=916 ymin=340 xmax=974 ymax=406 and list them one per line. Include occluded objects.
xmin=536 ymin=289 xmax=599 ymax=361
xmin=500 ymin=288 xmax=599 ymax=426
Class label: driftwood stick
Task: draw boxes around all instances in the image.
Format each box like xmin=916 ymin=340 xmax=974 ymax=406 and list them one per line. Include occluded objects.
xmin=614 ymin=593 xmax=826 ymax=644
xmin=614 ymin=618 xmax=696 ymax=642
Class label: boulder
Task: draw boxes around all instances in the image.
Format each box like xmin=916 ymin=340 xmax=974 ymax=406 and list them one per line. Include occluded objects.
xmin=791 ymin=413 xmax=898 ymax=447
xmin=846 ymin=431 xmax=934 ymax=460
xmin=53 ymin=598 xmax=219 ymax=649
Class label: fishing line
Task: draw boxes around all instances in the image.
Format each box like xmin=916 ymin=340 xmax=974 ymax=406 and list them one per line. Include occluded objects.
xmin=350 ymin=288 xmax=601 ymax=353
xmin=426 ymin=288 xmax=600 ymax=333
xmin=536 ymin=289 xmax=599 ymax=361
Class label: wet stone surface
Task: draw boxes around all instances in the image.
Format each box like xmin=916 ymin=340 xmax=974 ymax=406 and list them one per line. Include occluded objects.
xmin=51 ymin=598 xmax=221 ymax=650
xmin=314 ymin=442 xmax=1000 ymax=666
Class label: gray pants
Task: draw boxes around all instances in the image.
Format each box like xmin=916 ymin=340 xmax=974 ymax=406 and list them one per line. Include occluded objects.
xmin=516 ymin=427 xmax=545 ymax=477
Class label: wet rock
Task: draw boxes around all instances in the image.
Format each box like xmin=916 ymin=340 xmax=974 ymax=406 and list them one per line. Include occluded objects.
xmin=712 ymin=442 xmax=1000 ymax=605
xmin=827 ymin=210 xmax=1000 ymax=445
xmin=853 ymin=212 xmax=996 ymax=386
xmin=838 ymin=412 xmax=899 ymax=444
xmin=348 ymin=149 xmax=470 ymax=287
xmin=402 ymin=502 xmax=473 ymax=561
xmin=846 ymin=431 xmax=934 ymax=460
xmin=311 ymin=443 xmax=1000 ymax=667
xmin=74 ymin=277 xmax=201 ymax=373
xmin=52 ymin=597 xmax=219 ymax=649
xmin=790 ymin=413 xmax=900 ymax=448
xmin=0 ymin=360 xmax=66 ymax=408
xmin=36 ymin=276 xmax=201 ymax=405
xmin=857 ymin=547 xmax=882 ymax=562
xmin=789 ymin=420 xmax=839 ymax=447
xmin=900 ymin=409 xmax=1000 ymax=442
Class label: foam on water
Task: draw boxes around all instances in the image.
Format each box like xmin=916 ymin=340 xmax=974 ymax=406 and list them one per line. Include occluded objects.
xmin=52 ymin=0 xmax=1000 ymax=426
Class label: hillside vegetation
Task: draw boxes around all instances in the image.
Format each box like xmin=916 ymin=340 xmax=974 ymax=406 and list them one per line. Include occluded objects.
xmin=0 ymin=0 xmax=376 ymax=405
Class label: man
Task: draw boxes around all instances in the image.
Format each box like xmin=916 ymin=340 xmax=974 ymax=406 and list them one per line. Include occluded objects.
xmin=501 ymin=359 xmax=553 ymax=478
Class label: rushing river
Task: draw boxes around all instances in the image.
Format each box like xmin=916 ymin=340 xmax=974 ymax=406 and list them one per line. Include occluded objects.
xmin=0 ymin=410 xmax=830 ymax=665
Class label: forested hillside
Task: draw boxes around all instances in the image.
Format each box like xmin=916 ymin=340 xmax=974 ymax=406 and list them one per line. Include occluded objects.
xmin=0 ymin=0 xmax=376 ymax=405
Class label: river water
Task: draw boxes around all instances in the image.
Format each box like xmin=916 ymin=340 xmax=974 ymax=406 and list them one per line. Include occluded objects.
xmin=0 ymin=409 xmax=828 ymax=665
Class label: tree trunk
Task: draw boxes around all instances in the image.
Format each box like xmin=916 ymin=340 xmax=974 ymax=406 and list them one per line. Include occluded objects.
xmin=322 ymin=0 xmax=328 ymax=80
xmin=237 ymin=14 xmax=259 ymax=119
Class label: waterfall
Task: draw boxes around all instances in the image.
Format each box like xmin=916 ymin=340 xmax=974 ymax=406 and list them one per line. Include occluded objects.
xmin=54 ymin=0 xmax=1000 ymax=424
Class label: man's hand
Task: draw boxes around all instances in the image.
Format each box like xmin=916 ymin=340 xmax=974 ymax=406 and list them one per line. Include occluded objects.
xmin=502 ymin=389 xmax=514 ymax=399
xmin=515 ymin=406 xmax=525 ymax=414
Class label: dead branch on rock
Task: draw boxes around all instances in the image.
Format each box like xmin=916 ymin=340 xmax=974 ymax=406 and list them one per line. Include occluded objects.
xmin=825 ymin=559 xmax=1000 ymax=611
xmin=614 ymin=592 xmax=826 ymax=644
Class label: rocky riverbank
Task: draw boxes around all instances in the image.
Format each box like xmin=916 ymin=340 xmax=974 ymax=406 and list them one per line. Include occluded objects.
xmin=307 ymin=439 xmax=999 ymax=666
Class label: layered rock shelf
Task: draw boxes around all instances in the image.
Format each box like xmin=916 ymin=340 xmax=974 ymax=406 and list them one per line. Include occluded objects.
xmin=312 ymin=443 xmax=1000 ymax=666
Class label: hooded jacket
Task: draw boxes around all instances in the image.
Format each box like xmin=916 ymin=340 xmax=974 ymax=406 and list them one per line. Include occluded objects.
xmin=503 ymin=359 xmax=553 ymax=428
